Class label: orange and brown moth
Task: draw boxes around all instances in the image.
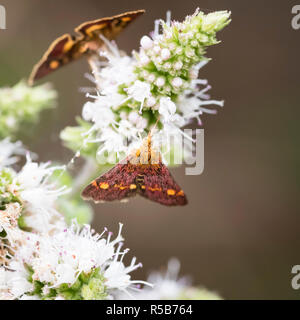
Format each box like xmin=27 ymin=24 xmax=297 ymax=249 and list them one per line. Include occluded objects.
xmin=28 ymin=10 xmax=145 ymax=85
xmin=82 ymin=135 xmax=187 ymax=206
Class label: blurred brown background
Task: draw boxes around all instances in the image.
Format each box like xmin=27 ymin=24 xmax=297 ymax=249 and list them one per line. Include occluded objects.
xmin=1 ymin=0 xmax=299 ymax=299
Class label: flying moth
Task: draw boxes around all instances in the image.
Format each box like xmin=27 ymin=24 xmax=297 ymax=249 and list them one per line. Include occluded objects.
xmin=82 ymin=135 xmax=188 ymax=206
xmin=28 ymin=10 xmax=145 ymax=85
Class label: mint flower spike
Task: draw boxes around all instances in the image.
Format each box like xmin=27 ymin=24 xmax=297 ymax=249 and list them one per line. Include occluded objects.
xmin=0 ymin=81 xmax=57 ymax=139
xmin=136 ymin=9 xmax=231 ymax=98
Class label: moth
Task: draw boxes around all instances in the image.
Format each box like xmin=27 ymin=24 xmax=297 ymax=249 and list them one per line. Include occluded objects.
xmin=28 ymin=10 xmax=145 ymax=85
xmin=82 ymin=135 xmax=187 ymax=206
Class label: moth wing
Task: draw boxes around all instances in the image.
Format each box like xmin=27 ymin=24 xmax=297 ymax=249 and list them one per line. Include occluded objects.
xmin=28 ymin=34 xmax=81 ymax=85
xmin=81 ymin=163 xmax=139 ymax=203
xmin=29 ymin=10 xmax=145 ymax=84
xmin=138 ymin=163 xmax=187 ymax=206
xmin=75 ymin=10 xmax=145 ymax=39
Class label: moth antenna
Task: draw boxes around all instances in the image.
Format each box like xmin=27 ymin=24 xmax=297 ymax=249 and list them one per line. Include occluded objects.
xmin=150 ymin=117 xmax=160 ymax=137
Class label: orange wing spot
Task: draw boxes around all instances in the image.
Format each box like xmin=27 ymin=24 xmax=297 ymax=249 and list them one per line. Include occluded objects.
xmin=50 ymin=60 xmax=59 ymax=69
xmin=122 ymin=17 xmax=132 ymax=22
xmin=167 ymin=189 xmax=176 ymax=196
xmin=129 ymin=184 xmax=137 ymax=190
xmin=92 ymin=180 xmax=98 ymax=188
xmin=148 ymin=187 xmax=162 ymax=192
xmin=113 ymin=184 xmax=129 ymax=190
xmin=177 ymin=190 xmax=185 ymax=196
xmin=63 ymin=40 xmax=74 ymax=53
xmin=86 ymin=23 xmax=107 ymax=36
xmin=99 ymin=182 xmax=109 ymax=189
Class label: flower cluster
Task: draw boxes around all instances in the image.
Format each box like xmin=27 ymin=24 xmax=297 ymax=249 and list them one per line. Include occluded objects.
xmin=118 ymin=258 xmax=222 ymax=300
xmin=0 ymin=81 xmax=57 ymax=139
xmin=61 ymin=9 xmax=230 ymax=164
xmin=0 ymin=143 xmax=67 ymax=238
xmin=136 ymin=10 xmax=230 ymax=99
xmin=1 ymin=222 xmax=148 ymax=300
xmin=0 ymin=140 xmax=147 ymax=300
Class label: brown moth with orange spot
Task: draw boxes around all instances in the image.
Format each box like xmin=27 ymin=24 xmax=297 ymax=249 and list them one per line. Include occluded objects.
xmin=28 ymin=10 xmax=145 ymax=85
xmin=82 ymin=135 xmax=187 ymax=206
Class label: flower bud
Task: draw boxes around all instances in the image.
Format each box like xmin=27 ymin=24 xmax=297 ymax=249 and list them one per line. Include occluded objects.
xmin=155 ymin=77 xmax=166 ymax=87
xmin=140 ymin=36 xmax=153 ymax=50
xmin=128 ymin=111 xmax=139 ymax=124
xmin=153 ymin=45 xmax=161 ymax=54
xmin=147 ymin=74 xmax=156 ymax=82
xmin=140 ymin=53 xmax=150 ymax=66
xmin=175 ymin=47 xmax=183 ymax=55
xmin=172 ymin=77 xmax=183 ymax=88
xmin=146 ymin=96 xmax=156 ymax=107
xmin=174 ymin=61 xmax=183 ymax=70
xmin=164 ymin=62 xmax=172 ymax=70
xmin=161 ymin=48 xmax=171 ymax=60
xmin=191 ymin=40 xmax=198 ymax=47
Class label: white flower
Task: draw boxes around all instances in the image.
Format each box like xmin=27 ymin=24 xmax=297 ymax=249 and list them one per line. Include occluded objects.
xmin=104 ymin=261 xmax=132 ymax=289
xmin=127 ymin=80 xmax=151 ymax=112
xmin=17 ymin=156 xmax=67 ymax=193
xmin=159 ymin=97 xmax=177 ymax=122
xmin=99 ymin=55 xmax=136 ymax=88
xmin=0 ymin=202 xmax=22 ymax=242
xmin=17 ymin=156 xmax=55 ymax=189
xmin=118 ymin=258 xmax=221 ymax=300
xmin=96 ymin=128 xmax=127 ymax=156
xmin=0 ymin=138 xmax=25 ymax=169
xmin=82 ymin=100 xmax=115 ymax=127
xmin=13 ymin=155 xmax=68 ymax=233
xmin=0 ymin=264 xmax=33 ymax=300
